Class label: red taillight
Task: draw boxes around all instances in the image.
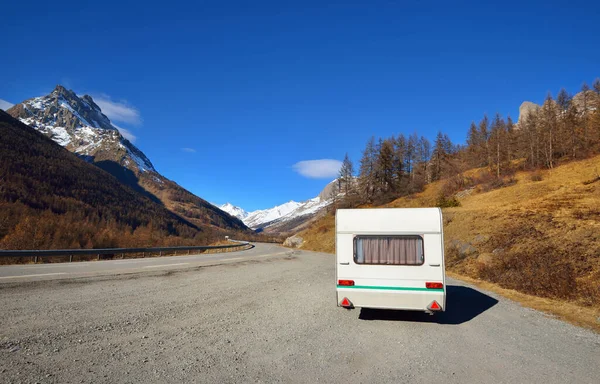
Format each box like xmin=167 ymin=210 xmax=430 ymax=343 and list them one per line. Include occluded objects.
xmin=426 ymin=282 xmax=443 ymax=289
xmin=338 ymin=279 xmax=355 ymax=286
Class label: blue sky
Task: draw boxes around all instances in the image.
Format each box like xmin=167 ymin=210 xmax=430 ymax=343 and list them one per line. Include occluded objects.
xmin=1 ymin=1 xmax=599 ymax=211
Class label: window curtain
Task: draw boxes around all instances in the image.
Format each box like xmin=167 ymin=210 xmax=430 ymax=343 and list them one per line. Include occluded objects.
xmin=355 ymin=236 xmax=423 ymax=265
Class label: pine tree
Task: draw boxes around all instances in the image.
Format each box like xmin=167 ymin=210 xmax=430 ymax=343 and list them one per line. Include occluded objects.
xmin=556 ymin=88 xmax=573 ymax=159
xmin=376 ymin=139 xmax=395 ymax=195
xmin=358 ymin=137 xmax=377 ymax=203
xmin=506 ymin=116 xmax=516 ymax=162
xmin=540 ymin=93 xmax=558 ymax=169
xmin=489 ymin=113 xmax=506 ymax=177
xmin=556 ymin=88 xmax=570 ymax=111
xmin=406 ymin=133 xmax=418 ymax=177
xmin=338 ymin=153 xmax=355 ymax=195
xmin=431 ymin=132 xmax=448 ymax=181
xmin=393 ymin=134 xmax=407 ymax=190
xmin=415 ymin=136 xmax=431 ymax=186
xmin=466 ymin=121 xmax=482 ymax=167
xmin=593 ymin=78 xmax=600 ymax=95
xmin=479 ymin=115 xmax=490 ymax=166
xmin=520 ymin=112 xmax=539 ymax=168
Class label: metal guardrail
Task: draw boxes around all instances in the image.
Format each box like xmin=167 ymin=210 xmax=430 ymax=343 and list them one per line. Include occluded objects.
xmin=0 ymin=240 xmax=252 ymax=263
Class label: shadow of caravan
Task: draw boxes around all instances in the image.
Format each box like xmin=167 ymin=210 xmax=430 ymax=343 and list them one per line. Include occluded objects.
xmin=336 ymin=208 xmax=447 ymax=314
xmin=358 ymin=285 xmax=498 ymax=325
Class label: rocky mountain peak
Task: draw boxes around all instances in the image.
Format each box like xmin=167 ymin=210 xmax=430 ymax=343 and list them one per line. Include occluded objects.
xmin=7 ymin=86 xmax=153 ymax=173
xmin=52 ymin=84 xmax=74 ymax=97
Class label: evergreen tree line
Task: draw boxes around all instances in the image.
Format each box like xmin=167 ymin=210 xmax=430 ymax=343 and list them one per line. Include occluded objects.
xmin=335 ymin=79 xmax=600 ymax=205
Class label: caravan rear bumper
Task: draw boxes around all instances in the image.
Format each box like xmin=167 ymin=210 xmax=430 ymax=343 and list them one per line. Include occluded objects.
xmin=336 ymin=286 xmax=445 ymax=311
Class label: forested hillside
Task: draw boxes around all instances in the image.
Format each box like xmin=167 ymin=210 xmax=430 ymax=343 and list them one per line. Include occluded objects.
xmin=0 ymin=110 xmax=218 ymax=249
xmin=336 ymin=80 xmax=600 ymax=207
xmin=295 ymin=78 xmax=600 ymax=329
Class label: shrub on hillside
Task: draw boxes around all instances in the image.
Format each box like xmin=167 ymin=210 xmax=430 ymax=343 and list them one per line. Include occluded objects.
xmin=530 ymin=172 xmax=543 ymax=182
xmin=436 ymin=194 xmax=461 ymax=208
xmin=477 ymin=244 xmax=577 ymax=300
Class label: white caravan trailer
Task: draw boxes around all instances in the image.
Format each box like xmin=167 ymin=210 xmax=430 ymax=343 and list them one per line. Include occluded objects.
xmin=336 ymin=208 xmax=446 ymax=313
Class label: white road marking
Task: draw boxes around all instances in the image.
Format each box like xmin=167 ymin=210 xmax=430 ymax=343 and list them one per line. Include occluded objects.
xmin=256 ymin=251 xmax=290 ymax=258
xmin=142 ymin=263 xmax=189 ymax=269
xmin=112 ymin=260 xmax=152 ymax=264
xmin=214 ymin=252 xmax=290 ymax=262
xmin=0 ymin=273 xmax=67 ymax=279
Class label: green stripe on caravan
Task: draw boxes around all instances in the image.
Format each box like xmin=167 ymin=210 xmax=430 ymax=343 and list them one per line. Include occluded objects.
xmin=336 ymin=285 xmax=444 ymax=292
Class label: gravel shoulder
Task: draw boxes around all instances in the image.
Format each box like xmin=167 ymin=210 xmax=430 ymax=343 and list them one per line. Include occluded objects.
xmin=1 ymin=245 xmax=599 ymax=383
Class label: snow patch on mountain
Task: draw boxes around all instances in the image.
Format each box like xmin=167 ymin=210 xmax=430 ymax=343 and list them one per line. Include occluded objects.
xmin=49 ymin=126 xmax=72 ymax=146
xmin=218 ymin=203 xmax=249 ymax=220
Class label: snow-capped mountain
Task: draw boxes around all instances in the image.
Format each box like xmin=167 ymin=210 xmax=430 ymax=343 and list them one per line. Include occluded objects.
xmin=219 ymin=203 xmax=249 ymax=220
xmin=243 ymin=200 xmax=304 ymax=228
xmin=7 ymin=85 xmax=154 ymax=173
xmin=219 ymin=179 xmax=338 ymax=231
xmin=7 ymin=85 xmax=247 ymax=231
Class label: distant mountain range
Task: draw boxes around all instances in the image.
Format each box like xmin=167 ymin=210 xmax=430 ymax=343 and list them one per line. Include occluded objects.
xmin=6 ymin=85 xmax=246 ymax=232
xmin=219 ymin=180 xmax=338 ymax=233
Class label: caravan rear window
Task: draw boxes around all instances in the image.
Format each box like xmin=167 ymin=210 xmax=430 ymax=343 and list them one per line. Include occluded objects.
xmin=353 ymin=236 xmax=424 ymax=265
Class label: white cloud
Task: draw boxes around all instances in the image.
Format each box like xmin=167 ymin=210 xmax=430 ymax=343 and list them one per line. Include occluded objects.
xmin=111 ymin=123 xmax=137 ymax=143
xmin=292 ymin=159 xmax=342 ymax=179
xmin=93 ymin=95 xmax=142 ymax=125
xmin=0 ymin=99 xmax=14 ymax=111
xmin=181 ymin=147 xmax=196 ymax=153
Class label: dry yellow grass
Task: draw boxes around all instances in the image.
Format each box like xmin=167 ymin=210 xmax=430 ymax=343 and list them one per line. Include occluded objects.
xmin=299 ymin=214 xmax=336 ymax=254
xmin=297 ymin=155 xmax=600 ymax=331
xmin=446 ymin=272 xmax=600 ymax=332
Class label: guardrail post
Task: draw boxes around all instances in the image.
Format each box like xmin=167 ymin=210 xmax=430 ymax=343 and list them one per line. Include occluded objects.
xmin=188 ymin=250 xmax=190 ymax=255
xmin=34 ymin=255 xmax=38 ymax=263
xmin=97 ymin=254 xmax=100 ymax=260
xmin=69 ymin=255 xmax=73 ymax=262
xmin=175 ymin=251 xmax=177 ymax=256
xmin=159 ymin=251 xmax=162 ymax=257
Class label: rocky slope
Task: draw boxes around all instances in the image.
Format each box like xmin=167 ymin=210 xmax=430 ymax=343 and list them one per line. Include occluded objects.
xmin=7 ymin=85 xmax=246 ymax=231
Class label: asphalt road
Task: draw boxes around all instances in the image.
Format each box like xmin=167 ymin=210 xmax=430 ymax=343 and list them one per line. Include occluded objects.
xmin=0 ymin=243 xmax=598 ymax=383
